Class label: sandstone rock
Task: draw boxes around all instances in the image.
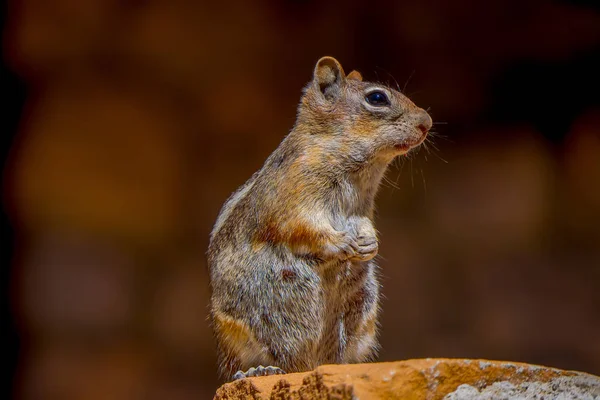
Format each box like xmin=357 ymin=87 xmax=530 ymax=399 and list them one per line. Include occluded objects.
xmin=213 ymin=359 xmax=600 ymax=400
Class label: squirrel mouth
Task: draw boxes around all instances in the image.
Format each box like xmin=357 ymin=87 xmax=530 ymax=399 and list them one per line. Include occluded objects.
xmin=394 ymin=143 xmax=412 ymax=152
xmin=394 ymin=131 xmax=428 ymax=153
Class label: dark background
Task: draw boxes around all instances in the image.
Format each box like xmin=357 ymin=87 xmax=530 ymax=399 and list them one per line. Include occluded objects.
xmin=2 ymin=0 xmax=599 ymax=398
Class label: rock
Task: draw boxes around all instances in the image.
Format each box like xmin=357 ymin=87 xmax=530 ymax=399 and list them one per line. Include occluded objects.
xmin=213 ymin=359 xmax=600 ymax=400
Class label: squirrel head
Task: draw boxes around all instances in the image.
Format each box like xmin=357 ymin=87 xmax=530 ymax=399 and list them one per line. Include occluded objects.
xmin=297 ymin=56 xmax=432 ymax=163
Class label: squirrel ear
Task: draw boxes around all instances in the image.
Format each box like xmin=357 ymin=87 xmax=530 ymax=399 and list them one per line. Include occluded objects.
xmin=347 ymin=70 xmax=363 ymax=81
xmin=313 ymin=56 xmax=346 ymax=100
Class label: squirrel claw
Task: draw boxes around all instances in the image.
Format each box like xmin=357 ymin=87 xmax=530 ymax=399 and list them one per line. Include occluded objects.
xmin=232 ymin=365 xmax=286 ymax=380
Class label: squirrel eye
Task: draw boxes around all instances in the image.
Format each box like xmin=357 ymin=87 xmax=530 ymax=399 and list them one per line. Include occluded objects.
xmin=365 ymin=91 xmax=390 ymax=106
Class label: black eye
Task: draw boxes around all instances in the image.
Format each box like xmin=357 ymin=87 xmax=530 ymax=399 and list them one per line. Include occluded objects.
xmin=365 ymin=91 xmax=390 ymax=106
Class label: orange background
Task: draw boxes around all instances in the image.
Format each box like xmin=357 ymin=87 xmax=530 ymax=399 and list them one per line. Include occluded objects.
xmin=2 ymin=0 xmax=600 ymax=398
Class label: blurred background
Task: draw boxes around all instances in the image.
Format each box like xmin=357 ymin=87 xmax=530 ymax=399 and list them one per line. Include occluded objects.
xmin=1 ymin=0 xmax=599 ymax=398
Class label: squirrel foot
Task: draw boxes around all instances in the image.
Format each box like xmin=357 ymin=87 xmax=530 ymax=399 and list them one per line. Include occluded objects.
xmin=232 ymin=365 xmax=286 ymax=380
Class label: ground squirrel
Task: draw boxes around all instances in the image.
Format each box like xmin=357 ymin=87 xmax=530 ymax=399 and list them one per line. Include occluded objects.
xmin=208 ymin=56 xmax=432 ymax=380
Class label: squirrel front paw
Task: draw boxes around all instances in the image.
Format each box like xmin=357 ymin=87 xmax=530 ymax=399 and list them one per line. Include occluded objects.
xmin=346 ymin=216 xmax=379 ymax=261
xmin=323 ymin=229 xmax=378 ymax=262
xmin=349 ymin=234 xmax=379 ymax=261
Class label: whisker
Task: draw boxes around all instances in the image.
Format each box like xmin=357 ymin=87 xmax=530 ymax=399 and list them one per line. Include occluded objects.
xmin=383 ymin=174 xmax=401 ymax=191
xmin=375 ymin=66 xmax=402 ymax=93
xmin=403 ymin=69 xmax=416 ymax=93
xmin=427 ymin=131 xmax=442 ymax=141
xmin=424 ymin=138 xmax=449 ymax=163
xmin=429 ymin=132 xmax=453 ymax=143
xmin=397 ymin=156 xmax=407 ymax=181
xmin=391 ymin=75 xmax=401 ymax=93
xmin=429 ymin=143 xmax=440 ymax=154
xmin=421 ymin=141 xmax=430 ymax=161
xmin=410 ymin=157 xmax=414 ymax=188
xmin=387 ymin=157 xmax=406 ymax=196
xmin=373 ymin=70 xmax=380 ymax=82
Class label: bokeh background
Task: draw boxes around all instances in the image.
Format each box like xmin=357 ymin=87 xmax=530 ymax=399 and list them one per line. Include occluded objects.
xmin=2 ymin=0 xmax=600 ymax=398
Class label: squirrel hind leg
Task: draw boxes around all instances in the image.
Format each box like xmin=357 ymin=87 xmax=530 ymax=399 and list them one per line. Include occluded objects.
xmin=232 ymin=365 xmax=287 ymax=380
xmin=213 ymin=311 xmax=277 ymax=378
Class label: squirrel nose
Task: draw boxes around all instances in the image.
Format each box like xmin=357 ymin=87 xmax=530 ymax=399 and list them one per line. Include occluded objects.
xmin=416 ymin=109 xmax=432 ymax=134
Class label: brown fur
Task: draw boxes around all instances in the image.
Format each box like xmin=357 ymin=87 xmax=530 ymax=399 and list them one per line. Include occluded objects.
xmin=208 ymin=56 xmax=432 ymax=380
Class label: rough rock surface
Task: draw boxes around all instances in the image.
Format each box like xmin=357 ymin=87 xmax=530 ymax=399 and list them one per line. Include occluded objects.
xmin=213 ymin=359 xmax=600 ymax=400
